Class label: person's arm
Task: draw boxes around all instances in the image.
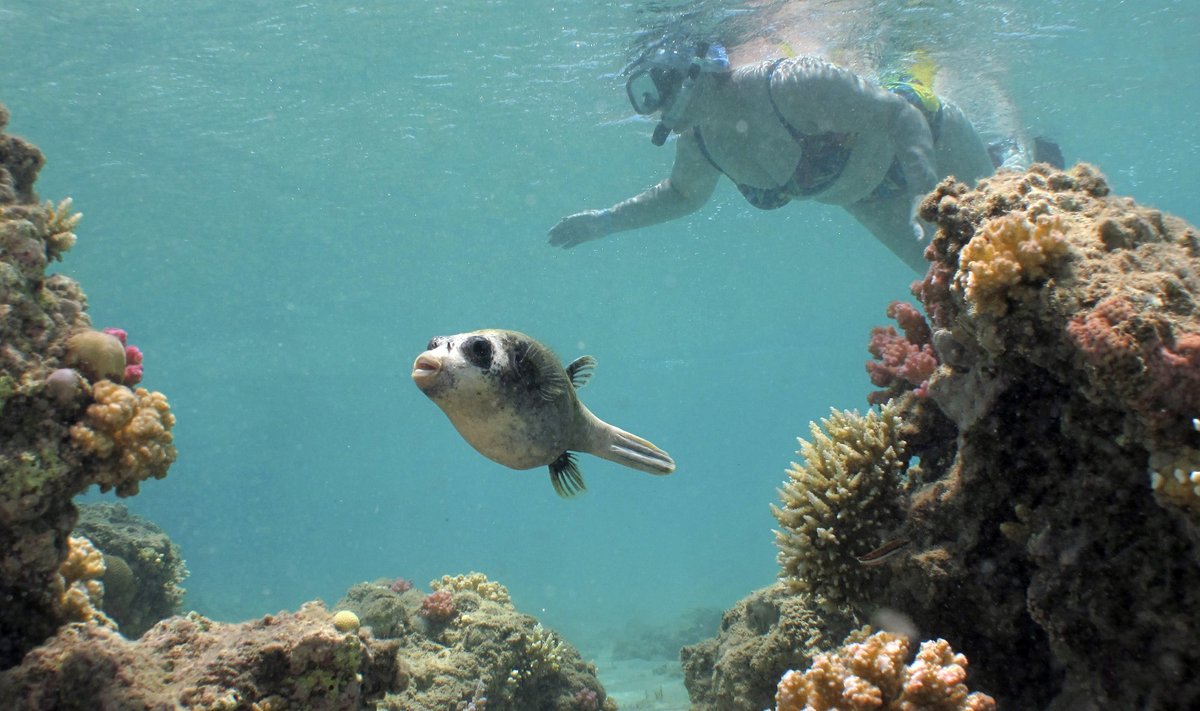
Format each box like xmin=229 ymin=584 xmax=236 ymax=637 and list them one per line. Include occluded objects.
xmin=548 ymin=130 xmax=720 ymax=248
xmin=769 ymin=57 xmax=938 ymax=195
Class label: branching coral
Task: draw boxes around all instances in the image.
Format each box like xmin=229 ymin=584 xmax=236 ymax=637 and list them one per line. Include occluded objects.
xmin=774 ymin=631 xmax=995 ymax=711
xmin=55 ymin=536 xmax=111 ymax=626
xmin=956 ymin=211 xmax=1069 ymax=317
xmin=866 ymin=301 xmax=938 ymax=405
xmin=431 ymin=571 xmax=512 ymax=606
xmin=69 ymin=380 xmax=177 ymax=496
xmin=771 ymin=403 xmax=907 ymax=607
xmin=42 ymin=197 xmax=80 ymax=260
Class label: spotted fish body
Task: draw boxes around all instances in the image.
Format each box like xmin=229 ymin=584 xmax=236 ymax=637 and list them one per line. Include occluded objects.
xmin=411 ymin=329 xmax=675 ymax=496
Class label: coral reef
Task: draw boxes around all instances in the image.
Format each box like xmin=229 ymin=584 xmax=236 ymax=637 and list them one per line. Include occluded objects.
xmin=69 ymin=381 xmax=175 ymax=496
xmin=0 ymin=602 xmax=387 ymax=710
xmin=860 ymin=164 xmax=1200 ymax=707
xmin=0 ymin=575 xmax=613 ymax=710
xmin=773 ymin=629 xmax=995 ymax=711
xmin=866 ymin=301 xmax=938 ymax=405
xmin=432 ymin=570 xmax=513 ymax=605
xmin=74 ymin=502 xmax=187 ymax=638
xmin=955 ymin=212 xmax=1069 ymax=317
xmin=335 ymin=575 xmax=614 ymax=710
xmin=0 ymin=103 xmax=177 ymax=668
xmin=771 ymin=403 xmax=908 ymax=607
xmin=681 ymin=583 xmax=857 ymax=711
xmin=419 ymin=589 xmax=457 ymax=622
xmin=55 ymin=536 xmax=111 ymax=627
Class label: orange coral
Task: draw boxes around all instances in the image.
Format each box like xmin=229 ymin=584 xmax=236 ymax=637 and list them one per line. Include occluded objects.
xmin=69 ymin=380 xmax=177 ymax=496
xmin=57 ymin=536 xmax=110 ymax=625
xmin=957 ymin=211 xmax=1069 ymax=317
xmin=774 ymin=631 xmax=995 ymax=711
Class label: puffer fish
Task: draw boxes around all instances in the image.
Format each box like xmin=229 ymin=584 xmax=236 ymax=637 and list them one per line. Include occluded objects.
xmin=411 ymin=329 xmax=675 ymax=497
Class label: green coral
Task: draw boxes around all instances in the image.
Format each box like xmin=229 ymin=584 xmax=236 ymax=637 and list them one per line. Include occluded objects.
xmin=771 ymin=403 xmax=908 ymax=607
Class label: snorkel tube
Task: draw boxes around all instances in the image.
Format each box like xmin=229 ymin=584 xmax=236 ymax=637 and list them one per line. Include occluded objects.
xmin=651 ymin=42 xmax=712 ymax=146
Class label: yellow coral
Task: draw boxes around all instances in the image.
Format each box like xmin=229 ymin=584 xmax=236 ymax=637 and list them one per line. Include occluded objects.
xmin=332 ymin=609 xmax=361 ymax=633
xmin=772 ymin=404 xmax=906 ymax=606
xmin=58 ymin=536 xmax=109 ymax=624
xmin=431 ymin=571 xmax=512 ymax=606
xmin=44 ymin=197 xmax=81 ymax=258
xmin=958 ymin=212 xmax=1069 ymax=316
xmin=1148 ymin=447 xmax=1200 ymax=519
xmin=774 ymin=631 xmax=995 ymax=711
xmin=70 ymin=380 xmax=177 ymax=496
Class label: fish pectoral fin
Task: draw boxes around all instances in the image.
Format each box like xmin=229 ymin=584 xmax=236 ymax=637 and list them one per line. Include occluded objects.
xmin=548 ymin=452 xmax=586 ymax=498
xmin=565 ymin=356 xmax=597 ymax=389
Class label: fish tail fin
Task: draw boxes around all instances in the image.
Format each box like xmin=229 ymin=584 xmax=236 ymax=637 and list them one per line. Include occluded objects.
xmin=587 ymin=420 xmax=675 ymax=476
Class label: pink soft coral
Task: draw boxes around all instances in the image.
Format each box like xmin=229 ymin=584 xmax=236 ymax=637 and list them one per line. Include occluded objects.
xmin=419 ymin=590 xmax=456 ymax=622
xmin=867 ymin=301 xmax=939 ymax=405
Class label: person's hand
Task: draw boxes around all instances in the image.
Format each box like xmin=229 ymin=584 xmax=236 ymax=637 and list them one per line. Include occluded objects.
xmin=548 ymin=209 xmax=613 ymax=248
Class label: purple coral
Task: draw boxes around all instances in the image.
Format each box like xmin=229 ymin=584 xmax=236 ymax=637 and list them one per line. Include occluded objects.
xmin=866 ymin=301 xmax=938 ymax=405
xmin=419 ymin=590 xmax=456 ymax=622
xmin=389 ymin=577 xmax=413 ymax=594
xmin=574 ymin=687 xmax=600 ymax=710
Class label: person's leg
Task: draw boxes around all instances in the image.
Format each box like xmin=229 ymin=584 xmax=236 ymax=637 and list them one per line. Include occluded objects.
xmin=934 ymin=101 xmax=998 ymax=183
xmin=844 ymin=195 xmax=929 ymax=273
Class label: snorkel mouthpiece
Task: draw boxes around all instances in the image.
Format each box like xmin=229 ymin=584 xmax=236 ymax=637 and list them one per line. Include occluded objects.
xmin=651 ymin=122 xmax=672 ymax=146
xmin=651 ymin=42 xmax=711 ymax=146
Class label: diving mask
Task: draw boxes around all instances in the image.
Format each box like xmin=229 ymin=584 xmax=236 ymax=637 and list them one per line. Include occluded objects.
xmin=623 ymin=42 xmax=729 ymax=144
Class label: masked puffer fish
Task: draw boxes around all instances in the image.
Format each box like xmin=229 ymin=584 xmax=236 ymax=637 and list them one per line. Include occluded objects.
xmin=411 ymin=329 xmax=675 ymax=497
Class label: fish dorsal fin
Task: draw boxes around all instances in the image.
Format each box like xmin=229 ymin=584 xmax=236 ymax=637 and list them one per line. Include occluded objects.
xmin=565 ymin=356 xmax=596 ymax=389
xmin=549 ymin=451 xmax=586 ymax=497
xmin=515 ymin=339 xmax=569 ymax=401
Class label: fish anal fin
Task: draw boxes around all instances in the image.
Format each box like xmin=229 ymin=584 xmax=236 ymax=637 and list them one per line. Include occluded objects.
xmin=565 ymin=356 xmax=597 ymax=389
xmin=549 ymin=451 xmax=586 ymax=498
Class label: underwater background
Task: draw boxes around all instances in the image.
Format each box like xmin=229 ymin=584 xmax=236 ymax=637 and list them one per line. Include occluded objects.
xmin=3 ymin=0 xmax=1197 ymax=702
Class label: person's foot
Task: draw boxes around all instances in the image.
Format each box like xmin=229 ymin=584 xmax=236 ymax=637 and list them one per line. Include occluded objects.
xmin=987 ymin=137 xmax=1030 ymax=171
xmin=1033 ymin=136 xmax=1065 ymax=169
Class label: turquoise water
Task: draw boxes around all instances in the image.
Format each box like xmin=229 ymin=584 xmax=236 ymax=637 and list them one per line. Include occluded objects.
xmin=3 ymin=0 xmax=1197 ymax=685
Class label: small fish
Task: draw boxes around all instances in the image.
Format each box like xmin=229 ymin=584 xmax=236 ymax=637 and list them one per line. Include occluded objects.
xmin=857 ymin=537 xmax=911 ymax=567
xmin=411 ymin=329 xmax=675 ymax=497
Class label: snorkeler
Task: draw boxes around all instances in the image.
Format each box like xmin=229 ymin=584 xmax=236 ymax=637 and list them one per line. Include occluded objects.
xmin=548 ymin=41 xmax=1019 ymax=272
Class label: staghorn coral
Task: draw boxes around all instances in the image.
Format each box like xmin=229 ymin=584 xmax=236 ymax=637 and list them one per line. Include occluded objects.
xmin=771 ymin=403 xmax=907 ymax=607
xmin=69 ymin=380 xmax=176 ymax=496
xmin=0 ymin=103 xmax=177 ymax=668
xmin=773 ymin=630 xmax=995 ymax=711
xmin=431 ymin=571 xmax=512 ymax=606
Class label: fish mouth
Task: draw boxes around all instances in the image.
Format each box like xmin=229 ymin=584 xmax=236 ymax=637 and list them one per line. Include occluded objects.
xmin=411 ymin=354 xmax=442 ymax=387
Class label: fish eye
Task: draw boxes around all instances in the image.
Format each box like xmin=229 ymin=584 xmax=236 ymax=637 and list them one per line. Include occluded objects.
xmin=463 ymin=336 xmax=494 ymax=368
xmin=426 ymin=338 xmax=438 ymax=350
